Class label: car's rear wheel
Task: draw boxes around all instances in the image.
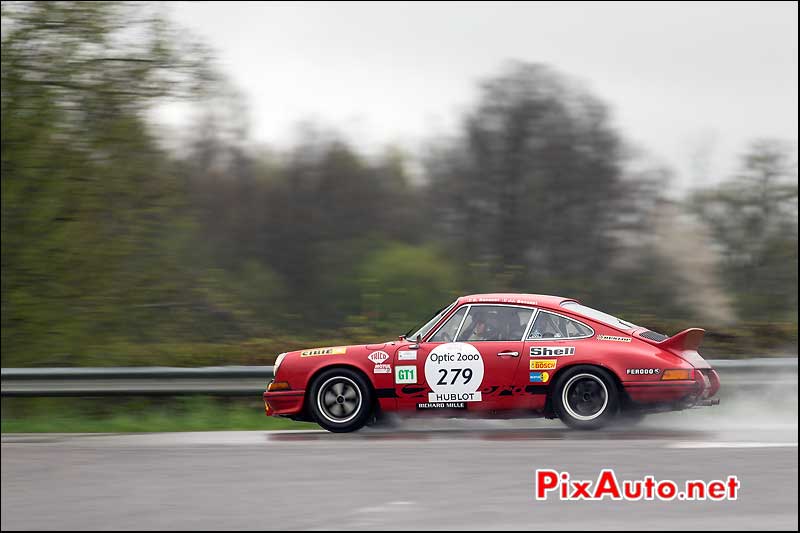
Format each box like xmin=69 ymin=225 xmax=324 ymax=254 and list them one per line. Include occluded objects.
xmin=553 ymin=366 xmax=619 ymax=430
xmin=309 ymin=368 xmax=373 ymax=433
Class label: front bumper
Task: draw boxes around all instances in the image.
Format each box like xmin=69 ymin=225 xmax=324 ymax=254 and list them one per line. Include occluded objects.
xmin=263 ymin=389 xmax=305 ymax=416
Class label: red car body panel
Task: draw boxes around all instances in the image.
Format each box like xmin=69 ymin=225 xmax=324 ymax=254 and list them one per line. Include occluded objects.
xmin=263 ymin=293 xmax=720 ymax=418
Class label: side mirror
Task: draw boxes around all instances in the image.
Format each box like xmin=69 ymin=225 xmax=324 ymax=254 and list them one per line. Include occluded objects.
xmin=409 ymin=334 xmax=421 ymax=350
xmin=398 ymin=334 xmax=406 ymax=342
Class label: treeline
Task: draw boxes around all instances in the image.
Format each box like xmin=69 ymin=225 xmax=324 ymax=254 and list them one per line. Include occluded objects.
xmin=2 ymin=2 xmax=797 ymax=366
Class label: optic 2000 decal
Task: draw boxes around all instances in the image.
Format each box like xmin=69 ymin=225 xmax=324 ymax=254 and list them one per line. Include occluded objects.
xmin=424 ymin=342 xmax=484 ymax=403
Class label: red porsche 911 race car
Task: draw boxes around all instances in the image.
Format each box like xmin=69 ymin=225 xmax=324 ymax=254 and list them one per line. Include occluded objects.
xmin=263 ymin=294 xmax=720 ymax=432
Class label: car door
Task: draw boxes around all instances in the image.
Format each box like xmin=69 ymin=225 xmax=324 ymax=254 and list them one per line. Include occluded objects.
xmin=396 ymin=304 xmax=534 ymax=412
xmin=393 ymin=305 xmax=468 ymax=410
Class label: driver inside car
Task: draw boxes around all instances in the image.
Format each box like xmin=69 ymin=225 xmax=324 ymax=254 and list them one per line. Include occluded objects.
xmin=465 ymin=309 xmax=502 ymax=341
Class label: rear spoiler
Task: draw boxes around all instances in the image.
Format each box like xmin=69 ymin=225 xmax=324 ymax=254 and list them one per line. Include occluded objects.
xmin=658 ymin=328 xmax=705 ymax=352
xmin=656 ymin=328 xmax=711 ymax=368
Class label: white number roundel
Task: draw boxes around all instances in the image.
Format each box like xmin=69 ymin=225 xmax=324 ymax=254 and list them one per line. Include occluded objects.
xmin=424 ymin=342 xmax=484 ymax=399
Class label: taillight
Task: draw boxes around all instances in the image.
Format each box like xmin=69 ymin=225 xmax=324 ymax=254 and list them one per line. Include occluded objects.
xmin=661 ymin=369 xmax=694 ymax=380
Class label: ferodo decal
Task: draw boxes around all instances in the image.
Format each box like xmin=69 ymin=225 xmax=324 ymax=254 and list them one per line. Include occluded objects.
xmin=597 ymin=335 xmax=632 ymax=343
xmin=530 ymin=359 xmax=557 ymax=371
xmin=626 ymin=368 xmax=661 ymax=375
xmin=425 ymin=342 xmax=484 ymax=403
xmin=398 ymin=350 xmax=417 ymax=361
xmin=530 ymin=346 xmax=575 ymax=357
xmin=300 ymin=346 xmax=347 ymax=357
xmin=530 ymin=371 xmax=550 ymax=383
xmin=368 ymin=351 xmax=389 ymax=364
xmin=395 ymin=366 xmax=417 ymax=384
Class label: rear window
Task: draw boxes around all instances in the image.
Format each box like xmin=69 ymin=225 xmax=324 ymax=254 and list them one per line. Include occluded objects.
xmin=560 ymin=301 xmax=638 ymax=330
xmin=528 ymin=311 xmax=593 ymax=340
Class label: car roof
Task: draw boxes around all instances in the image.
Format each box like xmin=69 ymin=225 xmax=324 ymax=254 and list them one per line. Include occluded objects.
xmin=457 ymin=293 xmax=575 ymax=310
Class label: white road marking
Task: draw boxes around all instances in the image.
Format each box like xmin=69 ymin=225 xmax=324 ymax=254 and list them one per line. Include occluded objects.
xmin=668 ymin=441 xmax=798 ymax=449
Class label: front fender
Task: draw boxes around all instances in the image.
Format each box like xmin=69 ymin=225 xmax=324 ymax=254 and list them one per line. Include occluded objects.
xmin=276 ymin=344 xmax=397 ymax=394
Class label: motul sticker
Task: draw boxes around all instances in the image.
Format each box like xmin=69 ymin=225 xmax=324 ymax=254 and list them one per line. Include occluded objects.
xmin=373 ymin=364 xmax=392 ymax=374
xmin=368 ymin=351 xmax=389 ymax=364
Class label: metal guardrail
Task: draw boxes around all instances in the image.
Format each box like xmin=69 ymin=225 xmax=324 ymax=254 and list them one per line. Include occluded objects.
xmin=1 ymin=358 xmax=796 ymax=397
xmin=1 ymin=366 xmax=275 ymax=397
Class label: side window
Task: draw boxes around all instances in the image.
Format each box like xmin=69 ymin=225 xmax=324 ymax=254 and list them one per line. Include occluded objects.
xmin=456 ymin=306 xmax=533 ymax=342
xmin=528 ymin=311 xmax=593 ymax=340
xmin=429 ymin=306 xmax=467 ymax=343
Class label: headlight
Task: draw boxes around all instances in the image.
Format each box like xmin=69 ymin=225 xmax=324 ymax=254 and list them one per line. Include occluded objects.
xmin=273 ymin=352 xmax=288 ymax=376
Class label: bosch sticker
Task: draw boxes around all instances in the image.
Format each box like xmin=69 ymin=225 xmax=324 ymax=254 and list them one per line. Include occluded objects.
xmin=530 ymin=359 xmax=557 ymax=371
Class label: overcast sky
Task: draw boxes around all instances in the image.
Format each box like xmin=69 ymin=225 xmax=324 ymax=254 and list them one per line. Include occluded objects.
xmin=157 ymin=1 xmax=798 ymax=189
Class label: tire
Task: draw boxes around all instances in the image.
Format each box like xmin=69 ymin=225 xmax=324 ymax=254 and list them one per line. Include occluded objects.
xmin=308 ymin=368 xmax=374 ymax=433
xmin=552 ymin=365 xmax=619 ymax=430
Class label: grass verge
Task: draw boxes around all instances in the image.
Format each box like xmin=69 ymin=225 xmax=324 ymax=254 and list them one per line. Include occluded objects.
xmin=1 ymin=397 xmax=317 ymax=433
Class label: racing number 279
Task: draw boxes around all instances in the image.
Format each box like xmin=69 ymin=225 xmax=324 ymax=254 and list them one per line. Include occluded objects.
xmin=437 ymin=368 xmax=473 ymax=386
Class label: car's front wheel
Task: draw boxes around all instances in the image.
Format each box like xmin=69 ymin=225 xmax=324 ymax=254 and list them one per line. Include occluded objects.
xmin=308 ymin=368 xmax=373 ymax=433
xmin=552 ymin=366 xmax=619 ymax=429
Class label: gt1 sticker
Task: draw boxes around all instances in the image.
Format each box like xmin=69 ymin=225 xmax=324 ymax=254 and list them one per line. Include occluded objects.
xmin=373 ymin=364 xmax=392 ymax=374
xmin=424 ymin=342 xmax=484 ymax=403
xmin=627 ymin=368 xmax=661 ymax=375
xmin=398 ymin=350 xmax=417 ymax=361
xmin=368 ymin=351 xmax=389 ymax=364
xmin=395 ymin=365 xmax=417 ymax=384
xmin=530 ymin=359 xmax=557 ymax=371
xmin=530 ymin=371 xmax=550 ymax=383
xmin=597 ymin=335 xmax=632 ymax=343
xmin=530 ymin=346 xmax=575 ymax=357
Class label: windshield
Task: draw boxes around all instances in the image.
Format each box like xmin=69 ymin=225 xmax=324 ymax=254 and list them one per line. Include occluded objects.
xmin=405 ymin=301 xmax=456 ymax=340
xmin=560 ymin=301 xmax=638 ymax=330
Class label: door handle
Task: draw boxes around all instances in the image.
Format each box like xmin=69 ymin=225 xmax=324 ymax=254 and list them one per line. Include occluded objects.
xmin=497 ymin=351 xmax=519 ymax=357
